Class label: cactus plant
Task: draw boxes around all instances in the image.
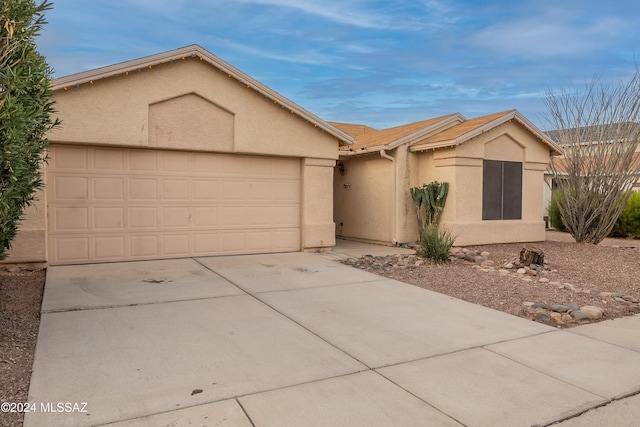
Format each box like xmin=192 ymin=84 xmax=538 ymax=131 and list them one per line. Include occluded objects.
xmin=410 ymin=181 xmax=449 ymax=238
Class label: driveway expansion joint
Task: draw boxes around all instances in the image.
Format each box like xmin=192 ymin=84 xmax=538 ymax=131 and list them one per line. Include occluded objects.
xmin=193 ymin=257 xmax=371 ymax=368
xmin=538 ymin=389 xmax=640 ymax=427
xmin=27 ymin=251 xmax=640 ymax=427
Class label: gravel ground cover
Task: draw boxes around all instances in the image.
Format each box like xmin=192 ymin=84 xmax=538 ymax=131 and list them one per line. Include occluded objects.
xmin=342 ymin=231 xmax=640 ymax=327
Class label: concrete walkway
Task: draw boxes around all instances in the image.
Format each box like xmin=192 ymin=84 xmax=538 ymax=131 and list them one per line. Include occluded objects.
xmin=25 ymin=243 xmax=640 ymax=426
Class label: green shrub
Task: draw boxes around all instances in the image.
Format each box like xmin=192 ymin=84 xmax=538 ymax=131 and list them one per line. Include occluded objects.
xmin=0 ymin=0 xmax=59 ymax=260
xmin=548 ymin=190 xmax=567 ymax=232
xmin=418 ymin=224 xmax=456 ymax=263
xmin=611 ymin=191 xmax=640 ymax=238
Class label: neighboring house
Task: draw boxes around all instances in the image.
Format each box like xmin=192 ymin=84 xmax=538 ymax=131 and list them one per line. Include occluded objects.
xmin=2 ymin=45 xmax=354 ymax=266
xmin=543 ymin=124 xmax=640 ymax=218
xmin=332 ymin=110 xmax=562 ymax=247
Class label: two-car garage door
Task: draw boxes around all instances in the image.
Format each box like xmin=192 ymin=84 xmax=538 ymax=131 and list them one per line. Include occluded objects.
xmin=47 ymin=145 xmax=301 ymax=265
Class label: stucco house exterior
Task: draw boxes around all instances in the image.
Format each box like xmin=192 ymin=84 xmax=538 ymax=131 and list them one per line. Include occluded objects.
xmin=3 ymin=45 xmax=353 ymax=265
xmin=332 ymin=110 xmax=562 ymax=247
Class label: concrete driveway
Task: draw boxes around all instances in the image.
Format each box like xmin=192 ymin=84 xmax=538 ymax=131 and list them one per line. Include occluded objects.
xmin=25 ymin=247 xmax=640 ymax=426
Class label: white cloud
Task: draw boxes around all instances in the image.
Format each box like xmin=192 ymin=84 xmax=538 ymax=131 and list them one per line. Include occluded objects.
xmin=471 ymin=10 xmax=628 ymax=58
xmin=231 ymin=0 xmax=394 ymax=29
xmin=217 ymin=38 xmax=339 ymax=66
xmin=229 ymin=0 xmax=456 ymax=31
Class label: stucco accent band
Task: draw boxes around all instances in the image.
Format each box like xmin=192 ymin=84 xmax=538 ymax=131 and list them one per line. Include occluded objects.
xmin=303 ymin=158 xmax=336 ymax=167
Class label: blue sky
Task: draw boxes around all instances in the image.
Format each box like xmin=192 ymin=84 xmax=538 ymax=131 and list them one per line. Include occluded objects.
xmin=38 ymin=0 xmax=640 ymax=130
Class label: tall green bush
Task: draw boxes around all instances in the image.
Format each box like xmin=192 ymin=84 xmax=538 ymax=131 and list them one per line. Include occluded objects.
xmin=0 ymin=0 xmax=58 ymax=260
xmin=611 ymin=191 xmax=640 ymax=238
xmin=548 ymin=190 xmax=567 ymax=232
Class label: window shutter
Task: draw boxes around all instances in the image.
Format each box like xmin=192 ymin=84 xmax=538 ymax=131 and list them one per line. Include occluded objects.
xmin=502 ymin=161 xmax=522 ymax=219
xmin=482 ymin=160 xmax=503 ymax=220
xmin=482 ymin=160 xmax=522 ymax=220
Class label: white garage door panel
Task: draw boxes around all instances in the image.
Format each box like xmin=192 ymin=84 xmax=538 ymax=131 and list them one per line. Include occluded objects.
xmin=47 ymin=145 xmax=301 ymax=265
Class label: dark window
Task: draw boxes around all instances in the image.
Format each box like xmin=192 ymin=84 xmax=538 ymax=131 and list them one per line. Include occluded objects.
xmin=482 ymin=160 xmax=522 ymax=220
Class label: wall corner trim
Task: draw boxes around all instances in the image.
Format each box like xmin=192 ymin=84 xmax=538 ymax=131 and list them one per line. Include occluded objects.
xmin=303 ymin=158 xmax=336 ymax=167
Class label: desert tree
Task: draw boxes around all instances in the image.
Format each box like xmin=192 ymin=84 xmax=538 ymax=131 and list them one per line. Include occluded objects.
xmin=0 ymin=0 xmax=58 ymax=260
xmin=543 ymin=70 xmax=640 ymax=244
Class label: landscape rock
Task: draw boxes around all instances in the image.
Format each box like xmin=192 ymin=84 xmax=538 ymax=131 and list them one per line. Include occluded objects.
xmin=534 ymin=312 xmax=551 ymax=322
xmin=341 ymin=247 xmax=638 ymax=329
xmin=561 ymin=314 xmax=573 ymax=323
xmin=580 ymin=306 xmax=604 ymax=320
xmin=550 ymin=304 xmax=570 ymax=313
xmin=570 ymin=310 xmax=591 ymax=321
xmin=549 ymin=312 xmax=563 ymax=322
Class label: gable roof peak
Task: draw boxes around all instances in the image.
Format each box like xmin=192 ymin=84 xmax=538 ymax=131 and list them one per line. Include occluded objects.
xmin=53 ymin=45 xmax=354 ymax=145
xmin=410 ymin=109 xmax=562 ymax=154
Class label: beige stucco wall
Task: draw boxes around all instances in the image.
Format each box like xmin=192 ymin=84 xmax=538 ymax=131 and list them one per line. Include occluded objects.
xmin=1 ymin=189 xmax=47 ymax=264
xmin=303 ymin=158 xmax=337 ymax=250
xmin=50 ymin=59 xmax=339 ymax=159
xmin=394 ymin=146 xmax=419 ymax=243
xmin=416 ymin=149 xmax=459 ymax=226
xmin=416 ymin=122 xmax=551 ymax=246
xmin=6 ymin=58 xmax=342 ymax=263
xmin=334 ymin=122 xmax=552 ymax=247
xmin=148 ymin=93 xmax=235 ymax=152
xmin=334 ymin=154 xmax=394 ymax=243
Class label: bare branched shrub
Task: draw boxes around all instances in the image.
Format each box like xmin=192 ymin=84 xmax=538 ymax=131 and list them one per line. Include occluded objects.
xmin=544 ymin=71 xmax=640 ymax=244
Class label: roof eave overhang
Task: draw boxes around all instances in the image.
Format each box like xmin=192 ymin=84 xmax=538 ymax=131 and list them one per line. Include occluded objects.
xmin=339 ymin=144 xmax=389 ymax=156
xmin=340 ymin=113 xmax=467 ymax=156
xmin=511 ymin=111 xmax=564 ymax=156
xmin=52 ymin=45 xmax=354 ymax=145
xmin=410 ymin=139 xmax=457 ymax=152
xmin=387 ymin=113 xmax=466 ymax=150
xmin=410 ymin=110 xmax=565 ymax=154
